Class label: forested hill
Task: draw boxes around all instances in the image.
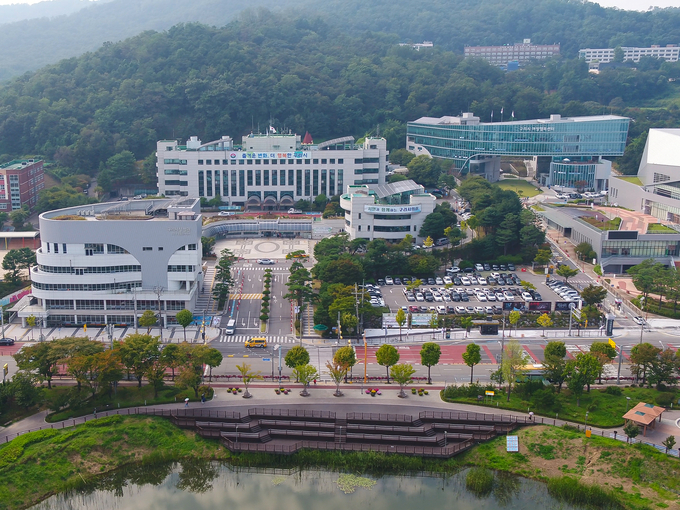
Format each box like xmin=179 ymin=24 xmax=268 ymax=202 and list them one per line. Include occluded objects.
xmin=0 ymin=13 xmax=679 ymax=177
xmin=0 ymin=0 xmax=287 ymax=82
xmin=302 ymin=0 xmax=680 ymax=56
xmin=1 ymin=0 xmax=680 ymax=82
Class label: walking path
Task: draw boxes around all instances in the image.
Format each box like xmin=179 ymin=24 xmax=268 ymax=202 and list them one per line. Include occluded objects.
xmin=3 ymin=383 xmax=679 ymax=455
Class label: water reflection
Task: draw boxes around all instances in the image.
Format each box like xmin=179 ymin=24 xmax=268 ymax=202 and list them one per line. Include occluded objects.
xmin=32 ymin=462 xmax=580 ymax=510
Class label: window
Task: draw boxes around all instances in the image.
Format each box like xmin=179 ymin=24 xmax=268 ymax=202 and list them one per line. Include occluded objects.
xmin=206 ymin=159 xmax=212 ymax=165
xmin=304 ymin=169 xmax=310 ymax=196
xmin=85 ymin=243 xmax=104 ymax=256
xmin=296 ymin=170 xmax=303 ymax=196
xmin=54 ymin=243 xmax=59 ymax=254
xmin=330 ymin=159 xmax=335 ymax=164
xmin=198 ymin=170 xmax=204 ymax=196
xmin=264 ymin=170 xmax=269 ymax=186
xmin=63 ymin=244 xmax=67 ymax=254
xmin=107 ymin=244 xmax=128 ymax=254
xmin=238 ymin=160 xmax=245 ymax=165
xmin=168 ymin=265 xmax=196 ymax=272
xmin=247 ymin=170 xmax=253 ymax=186
xmin=143 ymin=247 xmax=153 ymax=251
xmin=187 ymin=244 xmax=197 ymax=250
xmin=338 ymin=159 xmax=343 ymax=164
xmin=272 ymin=169 xmax=277 ymax=186
xmin=158 ymin=247 xmax=163 ymax=251
xmin=231 ymin=170 xmax=237 ymax=197
xmin=239 ymin=170 xmax=245 ymax=196
xmin=198 ymin=160 xmax=204 ymax=165
xmin=206 ymin=170 xmax=213 ymax=197
xmin=288 ymin=170 xmax=294 ymax=186
xmin=255 ymin=170 xmax=261 ymax=186
xmin=313 ymin=159 xmax=318 ymax=164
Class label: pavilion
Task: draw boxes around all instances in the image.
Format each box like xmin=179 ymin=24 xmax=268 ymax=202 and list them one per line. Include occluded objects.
xmin=622 ymin=402 xmax=665 ymax=437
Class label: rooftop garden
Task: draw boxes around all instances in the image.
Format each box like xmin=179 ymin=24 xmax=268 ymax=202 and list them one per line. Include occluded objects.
xmin=579 ymin=215 xmax=621 ymax=230
xmin=647 ymin=223 xmax=677 ymax=233
xmin=615 ymin=175 xmax=643 ymax=185
xmin=51 ymin=215 xmax=86 ymax=220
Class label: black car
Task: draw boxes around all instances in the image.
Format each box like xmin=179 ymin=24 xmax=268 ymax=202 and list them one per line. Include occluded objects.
xmin=377 ymin=278 xmax=385 ymax=286
xmin=492 ymin=306 xmax=503 ymax=314
xmin=460 ymin=293 xmax=470 ymax=302
xmin=483 ymin=263 xmax=491 ymax=271
xmin=497 ymin=278 xmax=506 ymax=285
xmin=491 ymin=264 xmax=500 ymax=271
xmin=453 ymin=277 xmax=462 ymax=285
xmin=533 ymin=292 xmax=543 ymax=301
xmin=451 ymin=292 xmax=461 ymax=302
xmin=507 ymin=263 xmax=516 ymax=271
xmin=499 ymin=264 xmax=507 ymax=271
xmin=463 ymin=267 xmax=475 ymax=273
xmin=427 ymin=278 xmax=436 ymax=285
xmin=402 ymin=277 xmax=411 ymax=285
xmin=394 ymin=277 xmax=402 ymax=285
xmin=447 ymin=306 xmax=456 ymax=314
xmin=0 ymin=338 xmax=14 ymax=346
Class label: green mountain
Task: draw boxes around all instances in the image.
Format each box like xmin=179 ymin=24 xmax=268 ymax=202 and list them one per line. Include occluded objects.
xmin=0 ymin=10 xmax=678 ymax=177
xmin=0 ymin=0 xmax=104 ymax=26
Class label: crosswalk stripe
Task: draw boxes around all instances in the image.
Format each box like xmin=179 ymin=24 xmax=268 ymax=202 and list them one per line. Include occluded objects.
xmin=228 ymin=293 xmax=263 ymax=300
xmin=216 ymin=335 xmax=297 ymax=343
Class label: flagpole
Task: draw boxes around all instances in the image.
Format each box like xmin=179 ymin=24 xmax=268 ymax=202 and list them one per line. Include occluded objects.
xmin=501 ymin=108 xmax=504 ymax=123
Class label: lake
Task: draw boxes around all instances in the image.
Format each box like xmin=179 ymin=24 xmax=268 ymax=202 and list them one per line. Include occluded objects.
xmin=31 ymin=461 xmax=581 ymax=510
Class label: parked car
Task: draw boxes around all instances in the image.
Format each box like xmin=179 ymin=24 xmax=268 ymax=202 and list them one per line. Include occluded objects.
xmin=435 ymin=277 xmax=444 ymax=285
xmin=385 ymin=276 xmax=394 ymax=285
xmin=633 ymin=316 xmax=646 ymax=326
xmin=0 ymin=338 xmax=14 ymax=346
xmin=475 ymin=263 xmax=484 ymax=271
xmin=483 ymin=263 xmax=491 ymax=271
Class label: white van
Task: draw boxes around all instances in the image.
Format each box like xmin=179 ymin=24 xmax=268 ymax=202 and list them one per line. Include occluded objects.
xmin=225 ymin=319 xmax=236 ymax=335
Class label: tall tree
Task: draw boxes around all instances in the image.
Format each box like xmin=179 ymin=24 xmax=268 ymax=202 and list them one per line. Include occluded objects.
xmin=581 ymin=285 xmax=608 ymax=306
xmin=334 ymin=345 xmax=357 ymax=382
xmin=500 ymin=340 xmax=529 ymax=402
xmin=283 ymin=263 xmax=315 ymax=314
xmin=462 ymin=343 xmax=482 ymax=384
xmin=175 ymin=309 xmax=194 ymax=342
xmin=556 ymin=265 xmax=579 ymax=284
xmin=375 ymin=344 xmax=400 ymax=384
xmin=138 ymin=310 xmax=158 ymax=334
xmin=285 ymin=345 xmax=310 ymax=380
xmin=213 ymin=248 xmax=236 ymax=307
xmin=114 ymin=333 xmax=161 ymax=388
xmin=589 ymin=342 xmax=616 ymax=384
xmin=543 ymin=341 xmax=567 ymax=393
xmin=390 ymin=363 xmax=416 ymax=398
xmin=420 ymin=342 xmax=441 ymax=385
xmin=630 ymin=342 xmax=661 ymax=386
xmin=396 ymin=308 xmax=407 ymax=342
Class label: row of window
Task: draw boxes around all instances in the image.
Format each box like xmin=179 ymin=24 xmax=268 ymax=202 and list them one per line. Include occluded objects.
xmin=194 ymin=169 xmax=343 ymax=198
xmin=44 ymin=300 xmax=188 ymax=311
xmin=34 ymin=282 xmax=141 ymax=291
xmin=168 ymin=265 xmax=196 ymax=272
xmin=348 ymin=222 xmax=418 ymax=233
xmin=38 ymin=265 xmax=141 ymax=274
xmin=196 ymin=158 xmax=346 ymax=165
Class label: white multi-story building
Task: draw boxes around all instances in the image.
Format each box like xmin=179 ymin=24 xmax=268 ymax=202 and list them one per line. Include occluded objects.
xmin=16 ymin=198 xmax=203 ymax=328
xmin=340 ymin=180 xmax=436 ymax=241
xmin=579 ymin=45 xmax=680 ymax=63
xmin=464 ymin=39 xmax=560 ymax=66
xmin=157 ymin=134 xmax=389 ymax=209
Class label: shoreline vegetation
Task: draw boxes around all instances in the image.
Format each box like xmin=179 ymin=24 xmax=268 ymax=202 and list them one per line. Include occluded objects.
xmin=1 ymin=416 xmax=678 ymax=510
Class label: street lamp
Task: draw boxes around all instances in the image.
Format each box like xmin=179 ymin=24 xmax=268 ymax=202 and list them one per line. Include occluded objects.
xmin=274 ymin=344 xmax=282 ymax=387
xmin=444 ymin=430 xmax=447 ymax=447
xmin=626 ymin=396 xmax=631 ymax=412
xmin=585 ymin=412 xmax=589 ymax=430
xmin=235 ymin=424 xmax=239 ymax=444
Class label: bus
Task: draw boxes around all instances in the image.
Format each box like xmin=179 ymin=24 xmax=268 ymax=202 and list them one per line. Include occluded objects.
xmin=225 ymin=319 xmax=236 ymax=335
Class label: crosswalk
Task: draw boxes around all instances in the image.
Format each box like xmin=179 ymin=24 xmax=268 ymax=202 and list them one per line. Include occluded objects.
xmin=235 ymin=267 xmax=290 ymax=272
xmin=228 ymin=293 xmax=263 ymax=300
xmin=216 ymin=335 xmax=297 ymax=343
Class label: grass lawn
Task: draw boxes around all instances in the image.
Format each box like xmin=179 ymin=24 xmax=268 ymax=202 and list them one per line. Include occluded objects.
xmin=44 ymin=384 xmax=210 ymax=423
xmin=615 ymin=175 xmax=643 ymax=186
xmin=461 ymin=424 xmax=680 ymax=510
xmin=442 ymin=385 xmax=676 ymax=428
xmin=496 ymin=179 xmax=542 ymax=198
xmin=580 ymin=215 xmax=622 ymax=231
xmin=647 ymin=223 xmax=677 ymax=233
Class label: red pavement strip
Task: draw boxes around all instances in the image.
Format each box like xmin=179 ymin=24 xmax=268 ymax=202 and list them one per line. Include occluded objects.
xmin=358 ymin=345 xmax=494 ymax=365
xmin=522 ymin=345 xmax=541 ymax=364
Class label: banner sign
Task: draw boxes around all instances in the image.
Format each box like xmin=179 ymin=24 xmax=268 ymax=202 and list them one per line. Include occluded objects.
xmin=382 ymin=313 xmax=398 ymax=328
xmin=554 ymin=301 xmax=574 ymax=312
xmin=502 ymin=301 xmax=524 ymax=311
xmin=229 ymin=151 xmax=310 ymax=160
xmin=528 ymin=301 xmax=552 ymax=312
xmin=410 ymin=313 xmax=434 ymax=326
xmin=364 ymin=205 xmax=421 ymax=214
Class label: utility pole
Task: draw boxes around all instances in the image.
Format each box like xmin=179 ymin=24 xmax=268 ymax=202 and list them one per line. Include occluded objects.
xmin=133 ymin=285 xmax=138 ymax=333
xmin=154 ymin=286 xmax=164 ymax=343
xmin=616 ymin=341 xmax=623 ymax=385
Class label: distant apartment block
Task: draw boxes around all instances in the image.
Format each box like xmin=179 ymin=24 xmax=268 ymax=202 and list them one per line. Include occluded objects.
xmin=579 ymin=45 xmax=679 ymax=63
xmin=0 ymin=159 xmax=45 ymax=211
xmin=464 ymin=39 xmax=560 ymax=66
xmin=399 ymin=41 xmax=434 ymax=51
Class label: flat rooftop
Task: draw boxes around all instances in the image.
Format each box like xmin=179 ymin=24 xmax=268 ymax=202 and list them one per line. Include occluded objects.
xmin=0 ymin=159 xmax=41 ymax=170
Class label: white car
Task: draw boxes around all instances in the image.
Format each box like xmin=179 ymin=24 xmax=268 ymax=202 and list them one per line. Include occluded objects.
xmin=436 ymin=305 xmax=447 ymax=315
xmin=521 ymin=292 xmax=533 ymax=301
xmin=455 ymin=306 xmax=467 ymax=314
xmin=433 ymin=293 xmax=443 ymax=302
xmin=474 ymin=306 xmax=484 ymax=314
xmin=257 ymin=258 xmax=275 ymax=265
xmin=469 ymin=276 xmax=478 ymax=285
xmin=218 ymin=211 xmax=236 ymax=216
xmin=461 ymin=277 xmax=471 ymax=286
xmin=495 ymin=292 xmax=505 ymax=301
xmin=633 ymin=316 xmax=646 ymax=325
xmin=456 ymin=287 xmax=465 ymax=295
xmin=416 ymin=293 xmax=425 ymax=302
xmin=486 ymin=293 xmax=497 ymax=301
xmin=435 ymin=277 xmax=444 ymax=285
xmin=478 ymin=277 xmax=487 ymax=285
xmin=447 ymin=267 xmax=461 ymax=274
xmin=490 ymin=272 xmax=501 ymax=280
xmin=385 ymin=277 xmax=394 ymax=285
xmin=443 ymin=276 xmax=453 ymax=284
xmin=504 ymin=291 xmax=515 ymax=301
xmin=476 ymin=292 xmax=487 ymax=302
xmin=475 ymin=263 xmax=484 ymax=271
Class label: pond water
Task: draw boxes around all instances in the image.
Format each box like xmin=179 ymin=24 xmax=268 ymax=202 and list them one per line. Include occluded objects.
xmin=31 ymin=461 xmax=581 ymax=510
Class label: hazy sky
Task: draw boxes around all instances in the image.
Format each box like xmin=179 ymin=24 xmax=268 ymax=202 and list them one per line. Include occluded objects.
xmin=0 ymin=0 xmax=679 ymax=8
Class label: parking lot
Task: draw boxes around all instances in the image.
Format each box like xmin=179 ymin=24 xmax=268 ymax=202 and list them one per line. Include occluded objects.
xmin=371 ymin=264 xmax=592 ymax=316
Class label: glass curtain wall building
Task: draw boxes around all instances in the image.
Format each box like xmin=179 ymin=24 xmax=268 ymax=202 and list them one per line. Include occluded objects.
xmin=406 ymin=113 xmax=629 ymax=187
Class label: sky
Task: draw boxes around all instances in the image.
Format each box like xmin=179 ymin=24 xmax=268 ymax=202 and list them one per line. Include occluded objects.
xmin=0 ymin=0 xmax=679 ymax=8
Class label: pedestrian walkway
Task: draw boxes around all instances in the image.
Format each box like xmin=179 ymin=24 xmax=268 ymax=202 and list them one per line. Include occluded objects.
xmin=228 ymin=293 xmax=263 ymax=300
xmin=215 ymin=335 xmax=297 ymax=344
xmin=195 ymin=260 xmax=217 ymax=314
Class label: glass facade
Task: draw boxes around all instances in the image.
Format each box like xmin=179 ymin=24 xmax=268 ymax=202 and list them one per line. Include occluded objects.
xmin=602 ymin=239 xmax=680 ymax=258
xmin=406 ymin=115 xmax=630 ymax=170
xmin=549 ymin=160 xmax=597 ymax=189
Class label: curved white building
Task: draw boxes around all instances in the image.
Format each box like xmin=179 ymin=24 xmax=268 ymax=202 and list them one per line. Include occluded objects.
xmin=18 ymin=198 xmax=203 ymax=327
xmin=340 ymin=180 xmax=436 ymax=241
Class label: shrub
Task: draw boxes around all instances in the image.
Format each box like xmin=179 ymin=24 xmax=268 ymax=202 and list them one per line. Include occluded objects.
xmin=656 ymin=392 xmax=676 ymax=407
xmin=605 ymin=386 xmax=622 ymax=396
xmin=547 ymin=476 xmax=622 ymax=509
xmin=532 ymin=388 xmax=556 ymax=408
xmin=465 ymin=467 xmax=493 ymax=497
